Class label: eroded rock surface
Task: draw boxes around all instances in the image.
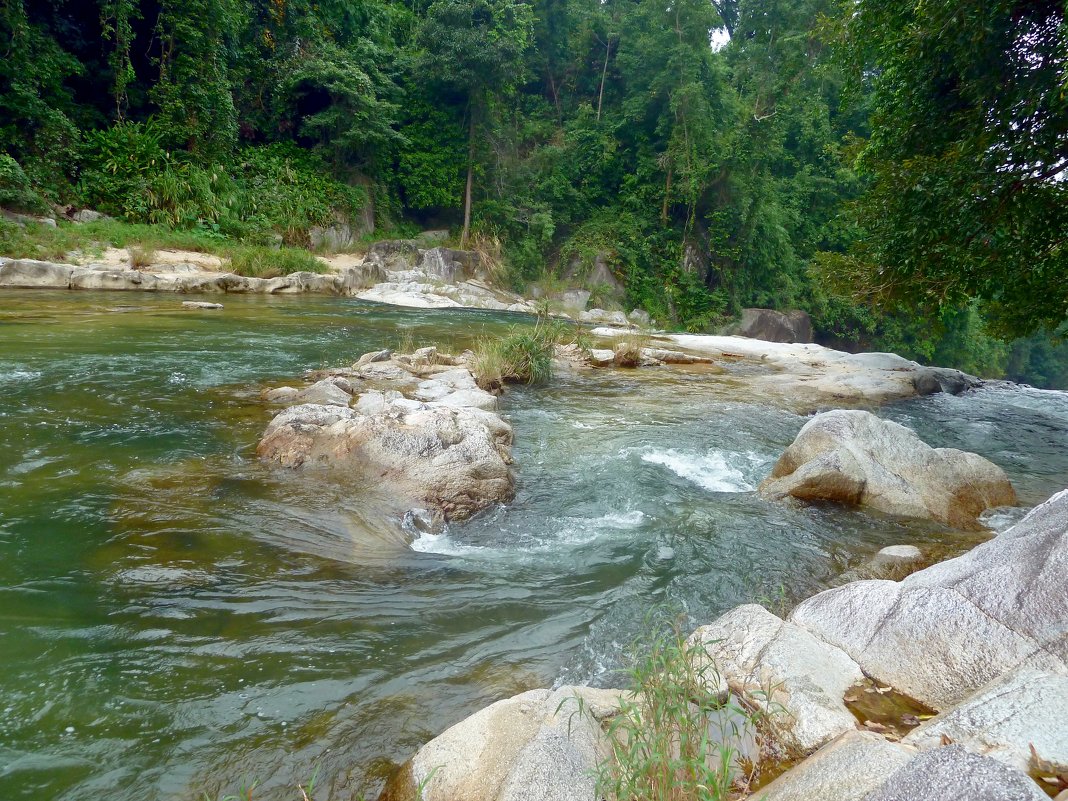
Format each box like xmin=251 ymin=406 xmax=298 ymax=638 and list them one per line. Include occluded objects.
xmin=756 ymin=730 xmax=914 ymax=801
xmin=903 ymin=666 xmax=1068 ymax=775
xmin=759 ymin=410 xmax=1016 ymax=529
xmin=862 ymin=745 xmax=1048 ymax=801
xmin=690 ymin=604 xmax=864 ymax=753
xmin=726 ymin=308 xmax=813 ymax=344
xmin=790 ymin=489 xmax=1068 ymax=709
xmin=257 ymin=349 xmax=513 ymax=522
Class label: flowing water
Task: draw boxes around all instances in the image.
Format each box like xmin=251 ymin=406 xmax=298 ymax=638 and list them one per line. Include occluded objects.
xmin=1 ymin=291 xmax=1066 ymax=800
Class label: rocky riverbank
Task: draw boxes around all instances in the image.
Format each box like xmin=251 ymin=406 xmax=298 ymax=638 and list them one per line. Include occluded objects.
xmin=0 ymin=238 xmax=988 ymax=409
xmin=381 ymin=486 xmax=1068 ymax=801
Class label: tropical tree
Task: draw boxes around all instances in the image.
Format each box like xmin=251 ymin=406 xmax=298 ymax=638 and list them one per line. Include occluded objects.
xmin=825 ymin=0 xmax=1068 ymax=337
xmin=416 ymin=0 xmax=533 ymax=245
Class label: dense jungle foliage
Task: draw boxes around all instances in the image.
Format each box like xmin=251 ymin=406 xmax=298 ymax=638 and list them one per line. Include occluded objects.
xmin=1 ymin=0 xmax=1065 ymax=384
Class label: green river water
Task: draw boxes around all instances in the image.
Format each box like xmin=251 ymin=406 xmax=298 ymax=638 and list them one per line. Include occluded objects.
xmin=1 ymin=290 xmax=1067 ymax=800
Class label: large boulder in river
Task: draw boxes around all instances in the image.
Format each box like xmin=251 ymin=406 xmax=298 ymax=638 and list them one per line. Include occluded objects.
xmin=759 ymin=410 xmax=1016 ymax=529
xmin=789 ymin=488 xmax=1068 ymax=710
xmin=379 ymin=686 xmax=622 ymax=801
xmin=257 ymin=397 xmax=514 ymax=522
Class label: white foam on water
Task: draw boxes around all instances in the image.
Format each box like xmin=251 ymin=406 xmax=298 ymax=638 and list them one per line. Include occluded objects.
xmin=0 ymin=369 xmax=42 ymax=382
xmin=979 ymin=505 xmax=1030 ymax=533
xmin=409 ymin=509 xmax=649 ymax=556
xmin=591 ymin=510 xmax=646 ymax=528
xmin=641 ymin=449 xmax=764 ymax=493
xmin=409 ymin=530 xmax=492 ymax=556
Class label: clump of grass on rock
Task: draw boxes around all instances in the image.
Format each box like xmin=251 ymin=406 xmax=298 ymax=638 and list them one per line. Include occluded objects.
xmin=598 ymin=620 xmax=765 ymax=801
xmin=472 ymin=318 xmax=587 ymax=390
xmin=612 ymin=331 xmax=651 ymax=368
xmin=226 ymin=245 xmax=327 ymax=278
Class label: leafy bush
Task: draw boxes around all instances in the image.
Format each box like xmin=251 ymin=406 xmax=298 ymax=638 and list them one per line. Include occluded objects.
xmin=0 ymin=154 xmax=49 ymax=214
xmin=77 ymin=122 xmax=367 ymax=245
xmin=0 ymin=219 xmax=71 ymax=261
xmin=234 ymin=144 xmax=367 ymax=245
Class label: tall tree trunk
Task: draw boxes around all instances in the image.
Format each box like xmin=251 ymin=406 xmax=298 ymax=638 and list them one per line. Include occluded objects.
xmin=661 ymin=164 xmax=673 ymax=224
xmin=461 ymin=107 xmax=475 ymax=248
xmin=596 ymin=37 xmax=612 ymax=122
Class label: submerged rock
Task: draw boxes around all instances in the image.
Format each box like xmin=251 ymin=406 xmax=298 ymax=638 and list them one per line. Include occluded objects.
xmin=759 ymin=410 xmax=1016 ymax=529
xmin=867 ymin=545 xmax=925 ymax=580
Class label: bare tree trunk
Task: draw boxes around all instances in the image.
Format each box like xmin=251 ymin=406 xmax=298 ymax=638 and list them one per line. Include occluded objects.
xmin=661 ymin=164 xmax=673 ymax=224
xmin=461 ymin=108 xmax=475 ymax=248
xmin=596 ymin=37 xmax=612 ymax=122
xmin=548 ymin=70 xmax=562 ymax=119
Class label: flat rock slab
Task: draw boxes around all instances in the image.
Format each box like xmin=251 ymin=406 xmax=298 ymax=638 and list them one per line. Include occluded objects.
xmin=862 ymin=745 xmax=1048 ymax=801
xmin=904 ymin=667 xmax=1068 ymax=775
xmin=181 ymin=301 xmax=223 ymax=309
xmin=0 ymin=258 xmax=74 ymax=288
xmin=758 ymin=730 xmax=914 ymax=801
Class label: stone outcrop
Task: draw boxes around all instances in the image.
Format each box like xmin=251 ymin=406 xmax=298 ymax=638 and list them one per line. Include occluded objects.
xmin=726 ymin=308 xmax=814 ymax=344
xmin=789 ymin=488 xmax=1068 ymax=710
xmin=903 ymin=667 xmax=1068 ymax=776
xmin=257 ymin=349 xmax=514 ymax=523
xmin=756 ymin=730 xmax=914 ymax=801
xmin=378 ymin=488 xmax=1066 ymax=801
xmin=566 ymin=343 xmax=716 ymax=371
xmin=759 ymin=410 xmax=1016 ymax=529
xmin=379 ymin=686 xmax=622 ymax=801
xmin=689 ymin=604 xmax=865 ymax=753
xmin=0 ymin=258 xmax=73 ymax=287
xmin=589 ymin=328 xmax=984 ymax=407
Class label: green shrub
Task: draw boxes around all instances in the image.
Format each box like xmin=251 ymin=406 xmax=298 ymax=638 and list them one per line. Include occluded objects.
xmin=77 ymin=123 xmax=367 ymax=245
xmin=234 ymin=143 xmax=367 ymax=246
xmin=472 ymin=318 xmax=586 ymax=387
xmin=0 ymin=219 xmax=71 ymax=260
xmin=597 ymin=622 xmax=757 ymax=801
xmin=0 ymin=154 xmax=49 ymax=214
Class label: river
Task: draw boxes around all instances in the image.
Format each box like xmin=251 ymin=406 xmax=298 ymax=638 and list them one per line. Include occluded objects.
xmin=1 ymin=291 xmax=1066 ymax=800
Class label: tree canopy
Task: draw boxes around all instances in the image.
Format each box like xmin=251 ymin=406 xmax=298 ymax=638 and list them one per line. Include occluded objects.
xmin=1 ymin=0 xmax=1066 ymax=381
